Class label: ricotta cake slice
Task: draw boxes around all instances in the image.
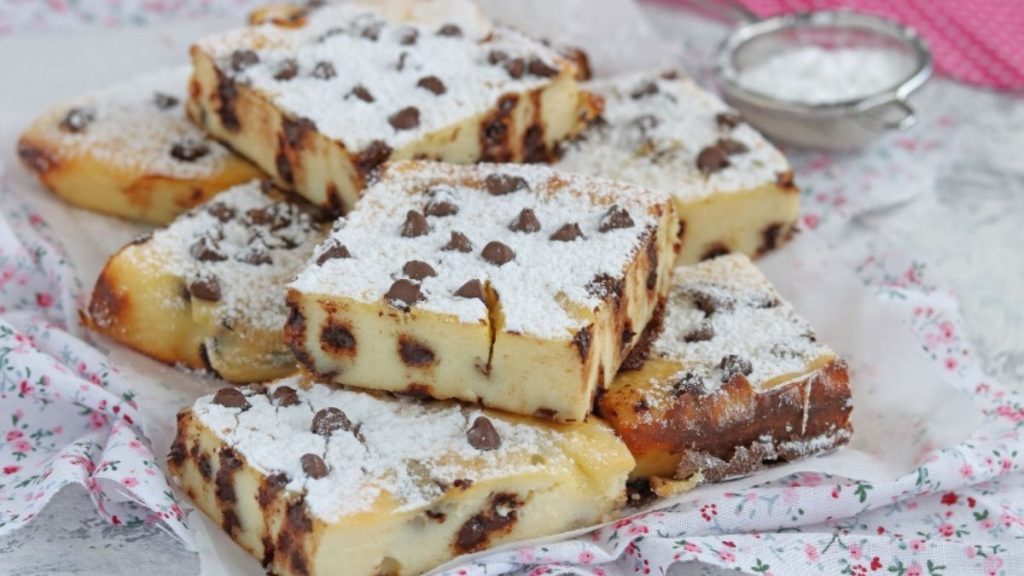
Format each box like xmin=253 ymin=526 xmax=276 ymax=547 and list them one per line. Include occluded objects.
xmin=187 ymin=0 xmax=598 ymax=214
xmin=17 ymin=66 xmax=262 ymax=224
xmin=285 ymin=161 xmax=680 ymax=422
xmin=168 ymin=376 xmax=634 ymax=576
xmin=86 ymin=180 xmax=329 ymax=382
xmin=558 ymin=71 xmax=799 ymax=264
xmin=598 ymin=254 xmax=852 ymax=481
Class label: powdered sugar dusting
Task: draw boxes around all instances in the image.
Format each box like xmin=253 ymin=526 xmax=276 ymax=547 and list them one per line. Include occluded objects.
xmin=28 ymin=66 xmax=234 ymax=179
xmin=195 ymin=1 xmax=566 ymax=152
xmin=558 ymin=71 xmax=790 ymax=202
xmin=194 ymin=377 xmax=579 ymax=522
xmin=290 ymin=161 xmax=670 ymax=339
xmin=125 ymin=180 xmax=326 ymax=331
xmin=651 ymin=254 xmax=833 ymax=398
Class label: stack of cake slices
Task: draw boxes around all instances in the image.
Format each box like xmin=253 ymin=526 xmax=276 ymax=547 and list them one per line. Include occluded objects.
xmin=18 ymin=1 xmax=853 ymax=574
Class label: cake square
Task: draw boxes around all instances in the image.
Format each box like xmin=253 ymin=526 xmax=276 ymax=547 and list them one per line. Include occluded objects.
xmin=86 ymin=180 xmax=328 ymax=382
xmin=598 ymin=254 xmax=852 ymax=482
xmin=187 ymin=0 xmax=598 ymax=214
xmin=17 ymin=66 xmax=263 ymax=224
xmin=285 ymin=161 xmax=680 ymax=421
xmin=558 ymin=71 xmax=800 ymax=264
xmin=168 ymin=376 xmax=634 ymax=576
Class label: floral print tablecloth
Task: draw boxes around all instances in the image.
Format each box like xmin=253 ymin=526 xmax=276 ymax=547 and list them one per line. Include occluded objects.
xmin=1 ymin=1 xmax=1022 ymax=575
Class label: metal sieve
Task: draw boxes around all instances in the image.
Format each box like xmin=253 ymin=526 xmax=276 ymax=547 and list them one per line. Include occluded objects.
xmin=713 ymin=10 xmax=933 ymax=150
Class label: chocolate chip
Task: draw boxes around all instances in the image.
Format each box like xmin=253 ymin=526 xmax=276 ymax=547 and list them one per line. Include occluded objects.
xmin=274 ymin=58 xmax=299 ymax=80
xmin=321 ymin=321 xmax=356 ymax=351
xmin=272 ymin=386 xmax=301 ymax=407
xmin=632 ymin=114 xmax=659 ymax=132
xmin=311 ymin=61 xmax=336 ymax=79
xmin=598 ymin=205 xmax=634 ymax=232
xmin=347 ymin=85 xmax=374 ymax=103
xmin=481 ymin=241 xmax=515 ymax=266
xmin=683 ymin=322 xmax=715 ymax=342
xmin=715 ymin=112 xmax=742 ymax=130
xmin=188 ymin=276 xmax=222 ymax=302
xmin=400 ymin=210 xmax=430 ymax=237
xmin=466 ymin=416 xmax=501 ymax=450
xmin=437 ymin=23 xmax=462 ymax=37
xmin=385 ymin=279 xmax=422 ymax=309
xmin=399 ymin=27 xmax=418 ymax=45
xmin=246 ymin=205 xmax=292 ymax=229
xmin=716 ymin=138 xmax=749 ymax=155
xmin=300 ymin=453 xmax=329 ymax=479
xmin=129 ymin=232 xmax=153 ymax=246
xmin=483 ymin=174 xmax=528 ymax=196
xmin=356 ymin=140 xmax=392 ymax=176
xmin=153 ymin=93 xmax=179 ymax=109
xmin=696 ymin=145 xmax=730 ymax=175
xmin=573 ymin=326 xmax=592 ymax=359
xmin=190 ymin=236 xmax=226 ymax=262
xmin=454 ymin=279 xmax=485 ymax=302
xmin=720 ymin=354 xmax=753 ymax=382
xmin=671 ymin=371 xmax=704 ymax=396
xmin=316 ymin=242 xmax=351 ymax=265
xmin=170 ymin=138 xmax=210 ymax=162
xmin=237 ymin=245 xmax=272 ymax=266
xmin=206 ymin=202 xmax=235 ymax=222
xmin=230 ymin=49 xmax=259 ymax=71
xmin=60 ymin=108 xmax=94 ymax=133
xmin=311 ymin=407 xmax=351 ymax=436
xmin=424 ymin=198 xmax=458 ymax=217
xmin=550 ymin=223 xmax=584 ymax=242
xmin=402 ymin=260 xmax=436 ymax=280
xmin=504 ymin=58 xmax=525 ymax=79
xmin=690 ymin=290 xmax=721 ymax=315
xmin=213 ymin=387 xmax=250 ymax=410
xmin=487 ymin=50 xmax=508 ymax=65
xmin=443 ymin=231 xmax=472 ymax=253
xmin=360 ymin=22 xmax=382 ymax=41
xmin=630 ymin=80 xmax=659 ymax=99
xmin=399 ymin=337 xmax=435 ymax=366
xmin=509 ymin=208 xmax=541 ymax=233
xmin=527 ymin=58 xmax=558 ymax=78
xmin=417 ymin=75 xmax=446 ymax=95
xmin=388 ymin=106 xmax=420 ymax=130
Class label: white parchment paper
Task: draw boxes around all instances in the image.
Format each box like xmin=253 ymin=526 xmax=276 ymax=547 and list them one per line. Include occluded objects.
xmin=0 ymin=1 xmax=983 ymax=574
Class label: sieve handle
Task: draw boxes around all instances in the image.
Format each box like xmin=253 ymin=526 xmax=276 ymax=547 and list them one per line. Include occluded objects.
xmin=855 ymin=96 xmax=918 ymax=131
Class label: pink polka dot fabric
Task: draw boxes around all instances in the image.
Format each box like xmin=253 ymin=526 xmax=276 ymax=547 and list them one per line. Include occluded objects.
xmin=731 ymin=0 xmax=1024 ymax=90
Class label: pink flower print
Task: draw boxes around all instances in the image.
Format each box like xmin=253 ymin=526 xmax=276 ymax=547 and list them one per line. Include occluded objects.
xmin=802 ymin=213 xmax=820 ymax=230
xmin=122 ymin=477 xmax=139 ymax=488
xmin=965 ymin=546 xmax=977 ymax=558
xmin=627 ymin=524 xmax=648 ymax=536
xmin=1000 ymin=458 xmax=1013 ymax=472
xmin=995 ymin=405 xmax=1024 ymax=422
xmin=906 ymin=564 xmax=922 ymax=576
xmin=944 ymin=357 xmax=958 ymax=371
xmin=984 ymin=556 xmax=1003 ymax=575
xmin=683 ymin=542 xmax=700 ymax=554
xmin=798 ymin=473 xmax=823 ymax=487
xmin=804 ymin=543 xmax=819 ymax=561
xmin=960 ymin=464 xmax=974 ymax=478
xmin=5 ymin=429 xmax=24 ymax=442
xmin=938 ymin=321 xmax=955 ymax=341
xmin=849 ymin=544 xmax=862 ymax=560
xmin=940 ymin=492 xmax=958 ymax=506
xmin=979 ymin=517 xmax=995 ymax=530
xmin=88 ymin=411 xmax=108 ymax=430
xmin=18 ymin=380 xmax=33 ymax=396
xmin=3 ymin=465 xmax=20 ymax=475
xmin=12 ymin=439 xmax=31 ymax=453
xmin=578 ymin=550 xmax=594 ymax=564
xmin=516 ymin=547 xmax=535 ymax=563
xmin=28 ymin=213 xmax=44 ymax=226
xmin=592 ymin=570 xmax=606 ymax=576
xmin=35 ymin=292 xmax=54 ymax=308
xmin=783 ymin=487 xmax=799 ymax=505
xmin=745 ymin=491 xmax=757 ymax=502
xmin=910 ymin=539 xmax=925 ymax=552
xmin=939 ymin=523 xmax=955 ymax=537
xmin=717 ymin=550 xmax=735 ymax=563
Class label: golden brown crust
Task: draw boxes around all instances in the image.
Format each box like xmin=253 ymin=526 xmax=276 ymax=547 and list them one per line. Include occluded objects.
xmin=598 ymin=359 xmax=853 ymax=480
